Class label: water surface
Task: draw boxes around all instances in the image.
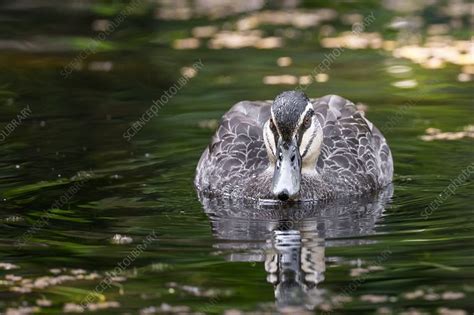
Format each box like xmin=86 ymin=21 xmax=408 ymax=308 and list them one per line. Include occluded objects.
xmin=0 ymin=1 xmax=473 ymax=314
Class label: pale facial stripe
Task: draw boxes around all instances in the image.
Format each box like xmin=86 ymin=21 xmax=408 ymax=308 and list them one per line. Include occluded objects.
xmin=270 ymin=109 xmax=282 ymax=139
xmin=264 ymin=120 xmax=277 ymax=160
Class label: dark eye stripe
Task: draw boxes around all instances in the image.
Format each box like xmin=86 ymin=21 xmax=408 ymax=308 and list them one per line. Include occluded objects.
xmin=298 ymin=109 xmax=315 ymax=155
xmin=270 ymin=119 xmax=279 ymax=140
xmin=297 ymin=126 xmax=305 ymax=146
xmin=304 ymin=109 xmax=314 ymax=128
xmin=301 ymin=125 xmax=317 ymax=158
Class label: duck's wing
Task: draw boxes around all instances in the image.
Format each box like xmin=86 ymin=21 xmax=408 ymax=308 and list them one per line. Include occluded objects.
xmin=311 ymin=95 xmax=393 ymax=190
xmin=195 ymin=101 xmax=272 ymax=194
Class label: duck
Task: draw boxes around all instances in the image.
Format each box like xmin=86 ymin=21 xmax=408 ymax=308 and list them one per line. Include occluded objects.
xmin=195 ymin=90 xmax=393 ymax=202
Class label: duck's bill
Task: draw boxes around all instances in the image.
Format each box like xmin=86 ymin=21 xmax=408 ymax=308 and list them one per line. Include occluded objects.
xmin=272 ymin=139 xmax=302 ymax=201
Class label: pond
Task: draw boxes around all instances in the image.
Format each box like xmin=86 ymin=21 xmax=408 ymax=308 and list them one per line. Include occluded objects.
xmin=0 ymin=1 xmax=473 ymax=314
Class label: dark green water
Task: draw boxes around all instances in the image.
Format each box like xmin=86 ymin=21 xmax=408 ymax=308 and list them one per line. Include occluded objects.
xmin=0 ymin=1 xmax=473 ymax=314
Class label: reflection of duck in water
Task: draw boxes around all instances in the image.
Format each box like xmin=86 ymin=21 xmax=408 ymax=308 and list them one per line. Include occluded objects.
xmin=198 ymin=186 xmax=392 ymax=312
xmin=266 ymin=230 xmax=325 ymax=312
xmin=195 ymin=91 xmax=393 ymax=201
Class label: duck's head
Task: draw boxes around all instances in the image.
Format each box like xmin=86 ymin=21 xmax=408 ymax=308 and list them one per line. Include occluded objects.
xmin=263 ymin=90 xmax=323 ymax=201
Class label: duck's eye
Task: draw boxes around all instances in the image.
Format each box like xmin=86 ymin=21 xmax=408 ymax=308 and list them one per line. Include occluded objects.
xmin=303 ymin=115 xmax=311 ymax=129
xmin=302 ymin=110 xmax=314 ymax=129
xmin=269 ymin=119 xmax=276 ymax=132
